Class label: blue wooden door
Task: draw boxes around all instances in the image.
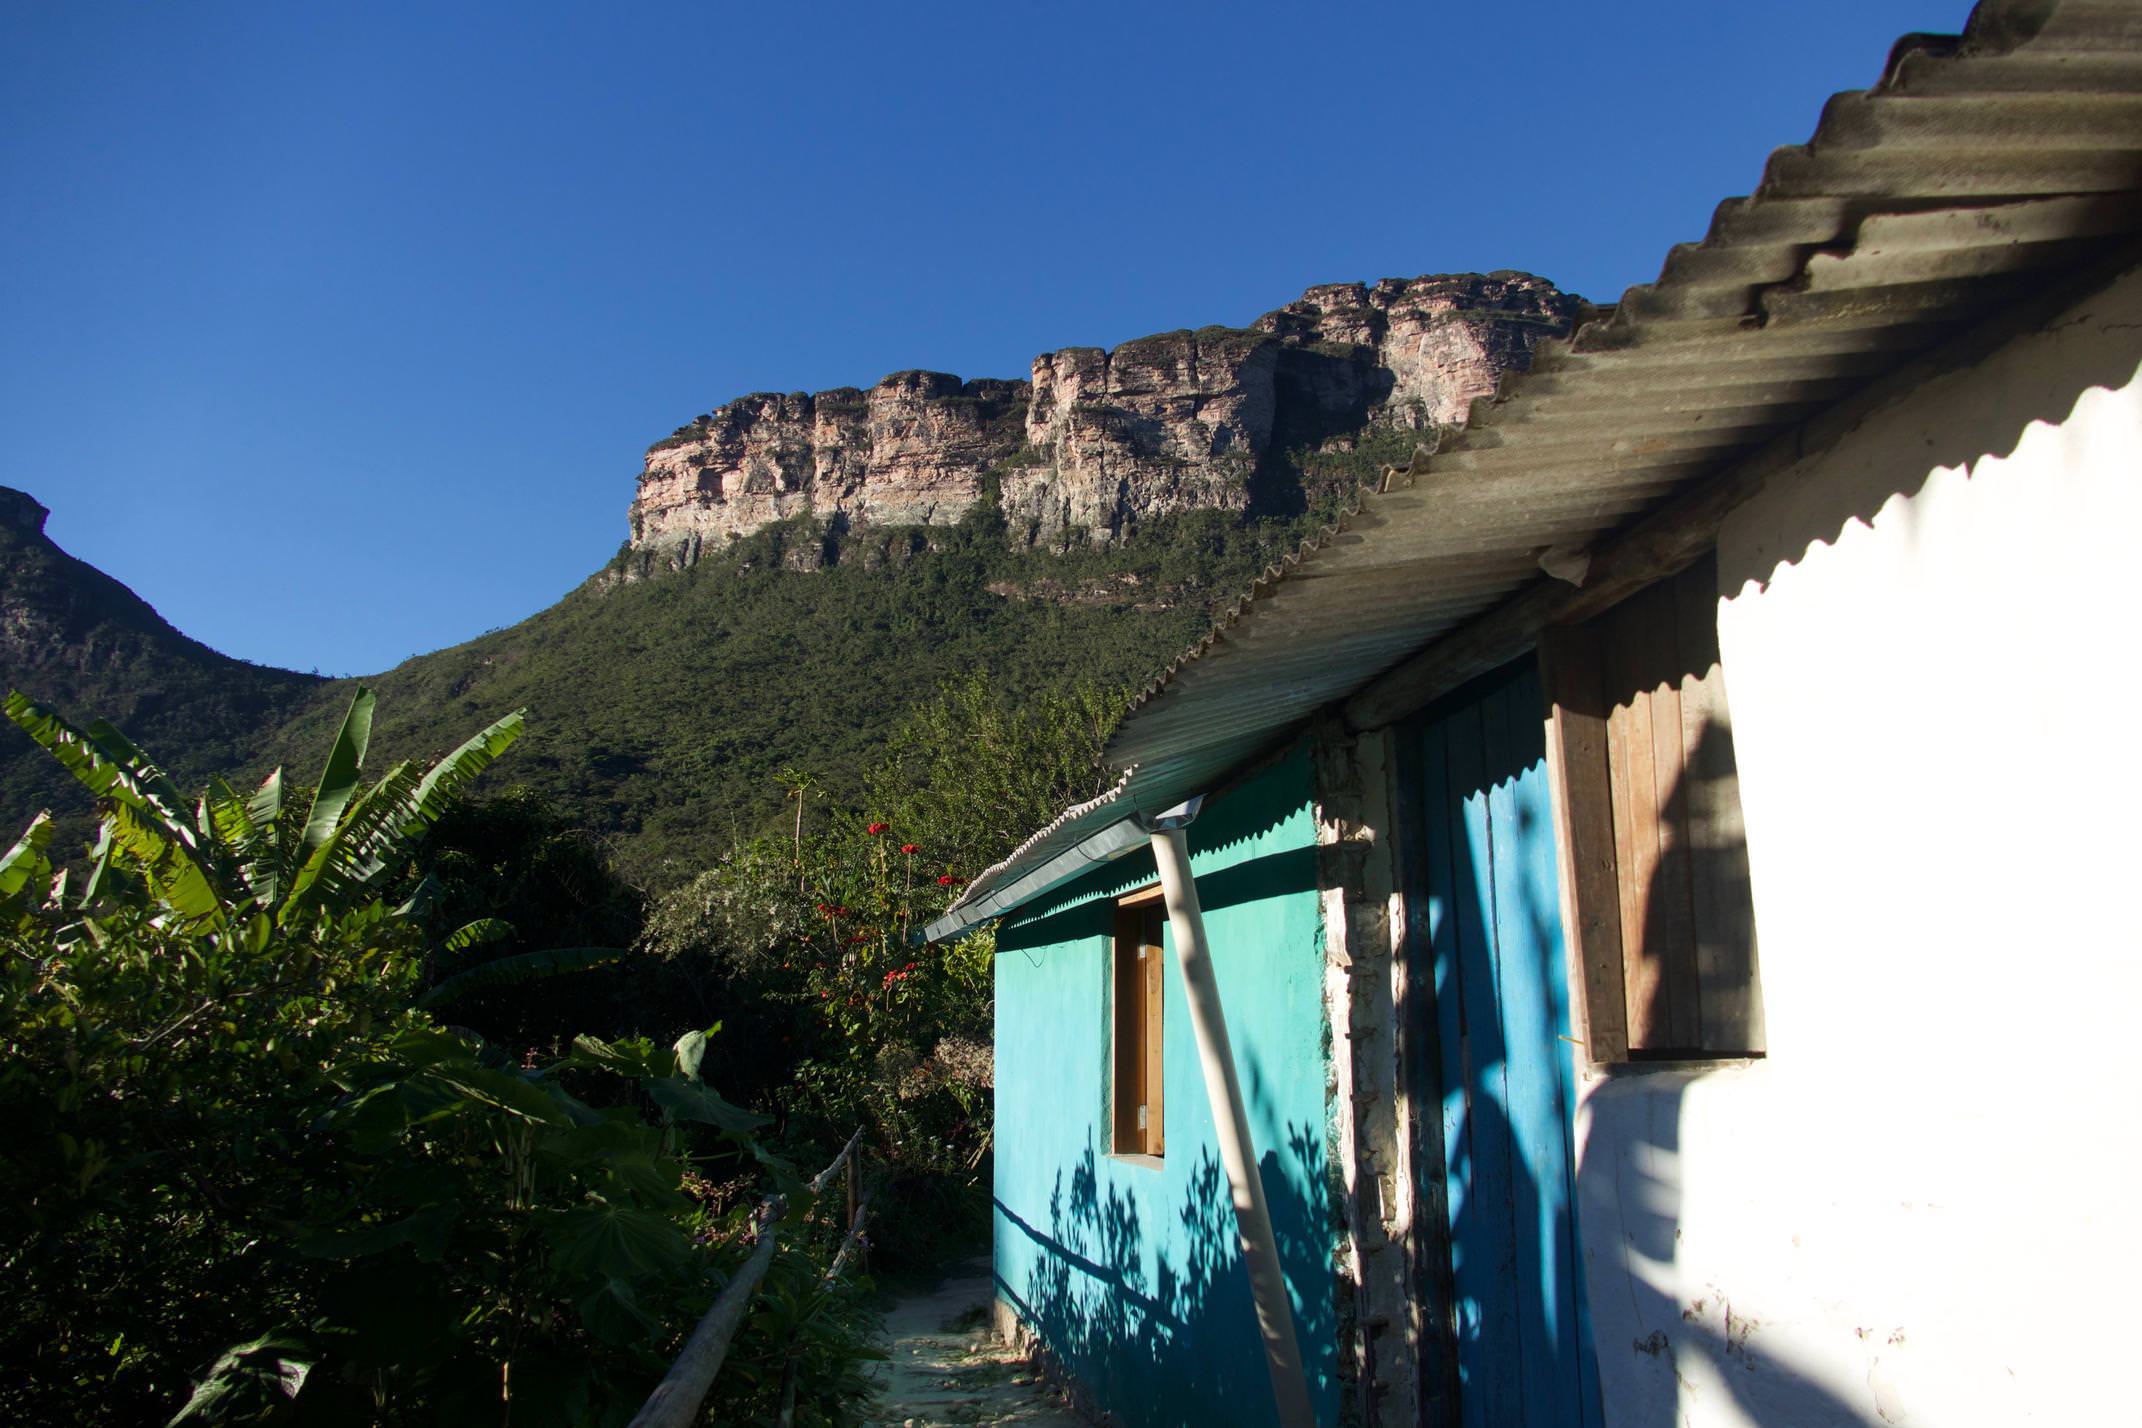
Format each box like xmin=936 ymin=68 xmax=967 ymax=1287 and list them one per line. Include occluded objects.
xmin=1404 ymin=660 xmax=1601 ymax=1428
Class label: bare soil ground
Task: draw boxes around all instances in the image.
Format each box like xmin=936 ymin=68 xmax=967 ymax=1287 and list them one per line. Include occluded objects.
xmin=863 ymin=1256 xmax=1088 ymax=1428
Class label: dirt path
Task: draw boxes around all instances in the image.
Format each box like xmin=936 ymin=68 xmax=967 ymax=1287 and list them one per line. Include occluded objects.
xmin=863 ymin=1257 xmax=1088 ymax=1427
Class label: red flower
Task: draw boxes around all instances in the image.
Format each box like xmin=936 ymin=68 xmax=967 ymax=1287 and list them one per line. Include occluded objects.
xmin=866 ymin=822 xmax=888 ymax=836
xmin=937 ymin=874 xmax=960 ymax=886
xmin=900 ymin=843 xmax=919 ymax=855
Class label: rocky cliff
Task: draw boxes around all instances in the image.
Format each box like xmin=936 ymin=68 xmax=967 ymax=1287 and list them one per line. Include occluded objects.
xmin=626 ymin=272 xmax=1579 ymax=567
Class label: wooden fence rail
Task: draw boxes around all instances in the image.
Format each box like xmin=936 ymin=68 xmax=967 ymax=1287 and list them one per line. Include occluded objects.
xmin=627 ymin=1127 xmax=865 ymax=1428
xmin=774 ymin=1177 xmax=881 ymax=1428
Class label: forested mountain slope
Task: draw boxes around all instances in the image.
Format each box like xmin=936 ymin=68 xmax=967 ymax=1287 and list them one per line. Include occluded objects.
xmin=251 ymin=505 xmax=1295 ymax=886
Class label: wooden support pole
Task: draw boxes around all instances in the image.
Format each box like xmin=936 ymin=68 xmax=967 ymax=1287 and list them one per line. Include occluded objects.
xmin=1150 ymin=826 xmax=1316 ymax=1428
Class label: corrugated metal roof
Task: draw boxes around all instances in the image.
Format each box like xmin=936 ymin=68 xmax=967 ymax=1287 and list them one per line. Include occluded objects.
xmin=932 ymin=0 xmax=2142 ymax=940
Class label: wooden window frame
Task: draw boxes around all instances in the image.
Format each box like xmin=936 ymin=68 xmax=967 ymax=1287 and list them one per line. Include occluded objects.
xmin=1111 ymin=885 xmax=1167 ymax=1159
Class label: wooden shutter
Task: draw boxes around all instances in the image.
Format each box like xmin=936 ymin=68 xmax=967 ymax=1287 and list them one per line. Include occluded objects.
xmin=1113 ymin=893 xmax=1167 ymax=1154
xmin=1542 ymin=555 xmax=1763 ymax=1062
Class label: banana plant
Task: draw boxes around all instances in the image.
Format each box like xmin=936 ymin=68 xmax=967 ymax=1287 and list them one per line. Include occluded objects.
xmin=0 ymin=691 xmax=843 ymax=1426
xmin=4 ymin=687 xmax=526 ymax=945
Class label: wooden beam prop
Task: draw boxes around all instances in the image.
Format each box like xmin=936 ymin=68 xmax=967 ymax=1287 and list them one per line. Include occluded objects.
xmin=1150 ymin=827 xmax=1317 ymax=1428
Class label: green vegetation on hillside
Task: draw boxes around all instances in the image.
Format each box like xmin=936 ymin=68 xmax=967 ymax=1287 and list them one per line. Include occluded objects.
xmin=247 ymin=499 xmax=1322 ymax=889
xmin=2 ymin=415 xmax=1432 ymax=894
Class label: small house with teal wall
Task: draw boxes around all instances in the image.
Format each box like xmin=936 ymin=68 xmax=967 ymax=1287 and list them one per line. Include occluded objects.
xmin=929 ymin=5 xmax=2142 ymax=1425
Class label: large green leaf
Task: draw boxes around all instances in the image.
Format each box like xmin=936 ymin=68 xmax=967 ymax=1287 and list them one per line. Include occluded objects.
xmin=380 ymin=1024 xmax=483 ymax=1069
xmin=537 ymin=1115 xmax=657 ymax=1167
xmin=413 ymin=945 xmax=621 ymax=1011
xmin=300 ymin=687 xmax=375 ymax=853
xmin=79 ymin=716 xmax=195 ymax=825
xmin=598 ymin=1153 xmax=693 ymax=1211
xmin=282 ymin=707 xmax=521 ymax=922
xmin=576 ymin=1277 xmax=661 ymax=1347
xmin=442 ymin=917 xmax=511 ymax=953
xmin=168 ymin=1333 xmax=315 ymax=1425
xmin=672 ymin=1026 xmax=714 ymax=1082
xmin=6 ymin=693 xmax=129 ymax=803
xmin=5 ymin=693 xmax=224 ymax=927
xmin=426 ymin=1063 xmax=570 ymax=1126
xmin=565 ymin=1034 xmax=668 ymax=1080
xmin=76 ymin=823 xmax=115 ymax=906
xmin=108 ymin=800 xmax=225 ymax=928
xmin=402 ymin=709 xmax=526 ymax=833
xmin=205 ymin=767 xmax=288 ymax=909
xmin=282 ymin=760 xmax=422 ymax=917
xmin=329 ymin=1083 xmax=413 ymax=1156
xmin=539 ymin=1203 xmax=691 ymax=1282
xmin=0 ymin=813 xmax=53 ymax=901
xmin=642 ymin=1077 xmax=772 ymax=1135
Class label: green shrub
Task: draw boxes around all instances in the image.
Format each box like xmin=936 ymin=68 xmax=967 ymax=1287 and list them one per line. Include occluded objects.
xmin=0 ymin=692 xmax=874 ymax=1426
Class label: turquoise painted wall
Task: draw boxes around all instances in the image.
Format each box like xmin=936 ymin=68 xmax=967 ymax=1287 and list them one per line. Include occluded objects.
xmin=992 ymin=748 xmax=1338 ymax=1428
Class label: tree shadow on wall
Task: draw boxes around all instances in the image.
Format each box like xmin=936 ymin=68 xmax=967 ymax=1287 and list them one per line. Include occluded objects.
xmin=1403 ymin=666 xmax=1600 ymax=1428
xmin=1576 ymin=724 xmax=1884 ymax=1428
xmin=993 ymin=1128 xmax=1336 ymax=1428
xmin=1403 ymin=665 xmax=1884 ymax=1428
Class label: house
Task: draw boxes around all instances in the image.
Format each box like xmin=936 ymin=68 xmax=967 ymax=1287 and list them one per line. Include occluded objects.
xmin=925 ymin=4 xmax=2142 ymax=1424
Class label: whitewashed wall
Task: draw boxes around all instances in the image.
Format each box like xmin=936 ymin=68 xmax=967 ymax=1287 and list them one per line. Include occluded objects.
xmin=1573 ymin=262 xmax=2142 ymax=1428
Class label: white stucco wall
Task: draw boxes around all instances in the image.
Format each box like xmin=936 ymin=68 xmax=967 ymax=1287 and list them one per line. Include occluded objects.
xmin=1572 ymin=262 xmax=2142 ymax=1428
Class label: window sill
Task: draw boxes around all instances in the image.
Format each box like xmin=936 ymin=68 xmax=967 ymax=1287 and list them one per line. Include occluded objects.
xmin=1588 ymin=1055 xmax=1764 ymax=1080
xmin=1108 ymin=1152 xmax=1165 ymax=1171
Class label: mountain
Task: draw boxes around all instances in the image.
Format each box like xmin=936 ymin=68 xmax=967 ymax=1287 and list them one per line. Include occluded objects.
xmin=2 ymin=272 xmax=1579 ymax=886
xmin=0 ymin=488 xmax=327 ymax=849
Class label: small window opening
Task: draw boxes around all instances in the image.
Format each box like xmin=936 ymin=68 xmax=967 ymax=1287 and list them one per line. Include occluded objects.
xmin=1113 ymin=889 xmax=1167 ymax=1156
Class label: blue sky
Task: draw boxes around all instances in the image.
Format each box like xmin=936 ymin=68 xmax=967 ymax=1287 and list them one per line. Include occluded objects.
xmin=2 ymin=1 xmax=1972 ymax=676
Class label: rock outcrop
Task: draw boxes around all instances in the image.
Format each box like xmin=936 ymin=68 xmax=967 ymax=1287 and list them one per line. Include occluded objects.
xmin=0 ymin=488 xmax=49 ymax=539
xmin=626 ymin=272 xmax=1578 ymax=566
xmin=629 ymin=374 xmax=1026 ymax=565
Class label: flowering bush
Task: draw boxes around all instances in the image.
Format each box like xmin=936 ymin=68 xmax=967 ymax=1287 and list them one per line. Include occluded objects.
xmin=640 ymin=676 xmax=1121 ymax=1242
xmin=641 ymin=811 xmax=993 ymax=1182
